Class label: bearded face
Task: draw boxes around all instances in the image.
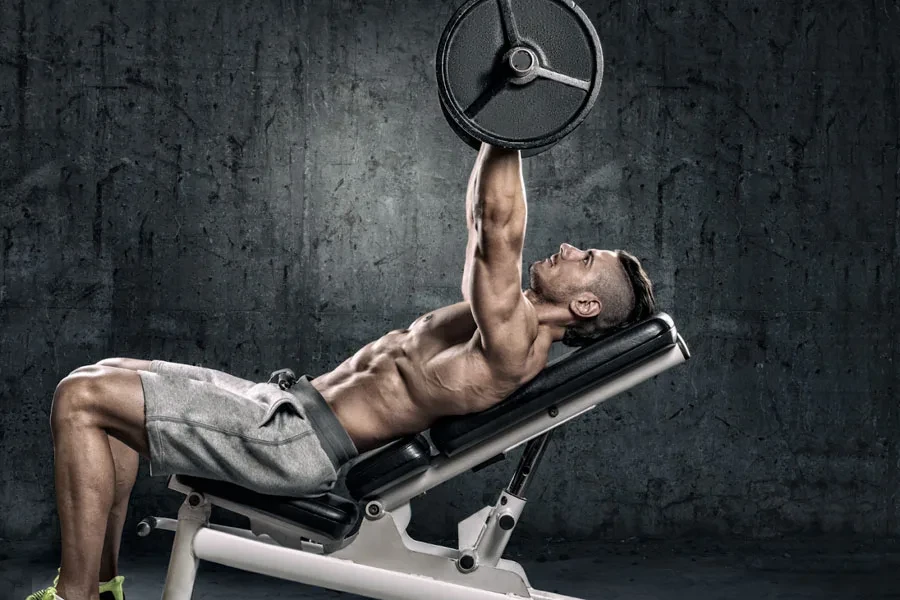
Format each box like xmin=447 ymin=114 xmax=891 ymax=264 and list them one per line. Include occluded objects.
xmin=528 ymin=243 xmax=613 ymax=304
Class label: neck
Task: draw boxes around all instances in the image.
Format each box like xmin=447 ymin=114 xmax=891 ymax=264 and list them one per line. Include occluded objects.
xmin=524 ymin=288 xmax=571 ymax=342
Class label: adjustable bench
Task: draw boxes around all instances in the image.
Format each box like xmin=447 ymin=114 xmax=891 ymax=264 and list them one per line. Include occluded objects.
xmin=139 ymin=312 xmax=690 ymax=600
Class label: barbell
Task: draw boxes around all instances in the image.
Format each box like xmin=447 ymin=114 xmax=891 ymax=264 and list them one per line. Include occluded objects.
xmin=436 ymin=0 xmax=604 ymax=156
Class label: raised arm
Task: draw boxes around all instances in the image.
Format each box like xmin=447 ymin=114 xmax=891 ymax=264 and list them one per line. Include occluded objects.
xmin=462 ymin=144 xmax=537 ymax=371
xmin=461 ymin=150 xmax=482 ymax=303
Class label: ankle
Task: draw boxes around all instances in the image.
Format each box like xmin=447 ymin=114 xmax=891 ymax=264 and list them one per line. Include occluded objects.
xmin=98 ymin=561 xmax=118 ymax=584
xmin=57 ymin=593 xmax=101 ymax=600
xmin=56 ymin=582 xmax=100 ymax=600
xmin=98 ymin=571 xmax=117 ymax=583
xmin=55 ymin=583 xmax=72 ymax=600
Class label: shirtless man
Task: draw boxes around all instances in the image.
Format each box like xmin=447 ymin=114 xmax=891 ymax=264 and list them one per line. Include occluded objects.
xmin=30 ymin=144 xmax=655 ymax=600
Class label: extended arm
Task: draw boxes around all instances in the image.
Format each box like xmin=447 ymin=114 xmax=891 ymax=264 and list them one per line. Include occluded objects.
xmin=461 ymin=151 xmax=483 ymax=302
xmin=462 ymin=144 xmax=537 ymax=370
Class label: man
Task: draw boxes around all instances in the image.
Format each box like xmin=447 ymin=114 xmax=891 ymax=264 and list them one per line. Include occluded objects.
xmin=29 ymin=144 xmax=655 ymax=600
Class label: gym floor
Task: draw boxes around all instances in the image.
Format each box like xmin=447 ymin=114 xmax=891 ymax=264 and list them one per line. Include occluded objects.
xmin=3 ymin=539 xmax=897 ymax=600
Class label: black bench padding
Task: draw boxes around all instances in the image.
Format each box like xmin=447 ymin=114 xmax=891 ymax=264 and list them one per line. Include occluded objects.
xmin=177 ymin=475 xmax=361 ymax=542
xmin=430 ymin=313 xmax=681 ymax=456
xmin=346 ymin=434 xmax=431 ymax=500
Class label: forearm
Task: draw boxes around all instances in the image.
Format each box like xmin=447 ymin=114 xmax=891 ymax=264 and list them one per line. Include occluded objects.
xmin=463 ymin=144 xmax=523 ymax=298
xmin=462 ymin=154 xmax=481 ymax=297
xmin=473 ymin=144 xmax=523 ymax=227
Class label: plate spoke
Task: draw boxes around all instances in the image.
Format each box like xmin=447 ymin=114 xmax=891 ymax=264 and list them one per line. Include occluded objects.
xmin=534 ymin=67 xmax=591 ymax=91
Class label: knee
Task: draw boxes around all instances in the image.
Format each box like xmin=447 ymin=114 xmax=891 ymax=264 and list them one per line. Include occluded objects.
xmin=68 ymin=358 xmax=130 ymax=377
xmin=51 ymin=370 xmax=105 ymax=432
xmin=69 ymin=361 xmax=104 ymax=376
xmin=95 ymin=357 xmax=130 ymax=369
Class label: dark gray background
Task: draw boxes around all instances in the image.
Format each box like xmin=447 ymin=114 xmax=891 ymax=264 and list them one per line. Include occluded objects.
xmin=1 ymin=0 xmax=897 ymax=556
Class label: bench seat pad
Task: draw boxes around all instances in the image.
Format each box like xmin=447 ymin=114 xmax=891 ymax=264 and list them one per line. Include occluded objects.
xmin=176 ymin=475 xmax=361 ymax=542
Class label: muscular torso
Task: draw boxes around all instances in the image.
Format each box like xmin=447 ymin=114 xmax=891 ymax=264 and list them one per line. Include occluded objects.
xmin=311 ymin=301 xmax=551 ymax=453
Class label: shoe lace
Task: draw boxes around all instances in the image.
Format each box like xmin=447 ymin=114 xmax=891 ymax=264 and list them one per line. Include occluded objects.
xmin=26 ymin=587 xmax=57 ymax=600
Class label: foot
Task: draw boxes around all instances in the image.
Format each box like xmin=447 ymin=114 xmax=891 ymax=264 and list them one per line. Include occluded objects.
xmin=24 ymin=586 xmax=60 ymax=600
xmin=25 ymin=570 xmax=125 ymax=600
xmin=25 ymin=572 xmax=60 ymax=600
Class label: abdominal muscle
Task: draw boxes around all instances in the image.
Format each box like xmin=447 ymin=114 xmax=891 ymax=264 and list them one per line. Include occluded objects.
xmin=311 ymin=355 xmax=427 ymax=453
xmin=309 ymin=303 xmax=540 ymax=453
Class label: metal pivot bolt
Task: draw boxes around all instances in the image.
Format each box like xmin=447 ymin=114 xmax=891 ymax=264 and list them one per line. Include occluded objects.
xmin=365 ymin=501 xmax=384 ymax=520
xmin=457 ymin=552 xmax=478 ymax=573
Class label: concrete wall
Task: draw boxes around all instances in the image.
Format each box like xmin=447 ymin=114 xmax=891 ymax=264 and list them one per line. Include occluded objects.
xmin=0 ymin=0 xmax=897 ymax=552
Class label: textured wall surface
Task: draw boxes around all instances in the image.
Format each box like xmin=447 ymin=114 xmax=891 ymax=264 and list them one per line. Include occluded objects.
xmin=0 ymin=0 xmax=897 ymax=552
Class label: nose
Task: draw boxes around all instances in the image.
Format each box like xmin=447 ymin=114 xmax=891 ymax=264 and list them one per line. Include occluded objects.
xmin=559 ymin=243 xmax=578 ymax=258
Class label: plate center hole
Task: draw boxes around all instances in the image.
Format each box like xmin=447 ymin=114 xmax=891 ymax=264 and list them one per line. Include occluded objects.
xmin=509 ymin=48 xmax=535 ymax=73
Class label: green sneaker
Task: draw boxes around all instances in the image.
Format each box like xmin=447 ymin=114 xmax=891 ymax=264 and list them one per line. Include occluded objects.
xmin=24 ymin=585 xmax=59 ymax=600
xmin=25 ymin=569 xmax=126 ymax=600
xmin=99 ymin=575 xmax=126 ymax=600
xmin=25 ymin=567 xmax=59 ymax=600
xmin=25 ymin=568 xmax=60 ymax=600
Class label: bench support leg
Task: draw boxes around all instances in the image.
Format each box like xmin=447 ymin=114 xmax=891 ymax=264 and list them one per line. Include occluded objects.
xmin=459 ymin=432 xmax=554 ymax=569
xmin=161 ymin=492 xmax=211 ymax=600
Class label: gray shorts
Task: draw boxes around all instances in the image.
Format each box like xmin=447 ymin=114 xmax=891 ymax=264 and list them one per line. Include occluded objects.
xmin=139 ymin=360 xmax=358 ymax=498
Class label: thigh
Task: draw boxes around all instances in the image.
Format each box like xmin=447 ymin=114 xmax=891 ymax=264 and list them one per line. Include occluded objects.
xmin=148 ymin=360 xmax=258 ymax=395
xmin=140 ymin=373 xmax=336 ymax=495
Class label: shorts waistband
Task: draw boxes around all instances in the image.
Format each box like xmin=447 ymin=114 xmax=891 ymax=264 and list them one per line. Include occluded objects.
xmin=290 ymin=375 xmax=359 ymax=470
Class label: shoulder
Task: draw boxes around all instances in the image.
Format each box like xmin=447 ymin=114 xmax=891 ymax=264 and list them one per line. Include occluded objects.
xmin=475 ymin=297 xmax=546 ymax=380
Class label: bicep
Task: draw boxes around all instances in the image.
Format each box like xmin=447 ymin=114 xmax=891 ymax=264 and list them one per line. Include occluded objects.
xmin=461 ymin=225 xmax=478 ymax=302
xmin=468 ymin=218 xmax=534 ymax=364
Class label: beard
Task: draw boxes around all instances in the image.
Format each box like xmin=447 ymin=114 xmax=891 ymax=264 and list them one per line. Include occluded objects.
xmin=528 ymin=260 xmax=564 ymax=304
xmin=527 ymin=262 xmax=542 ymax=294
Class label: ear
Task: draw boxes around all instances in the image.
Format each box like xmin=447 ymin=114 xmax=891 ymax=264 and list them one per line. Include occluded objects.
xmin=569 ymin=291 xmax=602 ymax=320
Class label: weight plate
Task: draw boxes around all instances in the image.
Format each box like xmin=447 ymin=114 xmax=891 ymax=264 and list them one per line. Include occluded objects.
xmin=439 ymin=89 xmax=554 ymax=158
xmin=436 ymin=0 xmax=603 ymax=154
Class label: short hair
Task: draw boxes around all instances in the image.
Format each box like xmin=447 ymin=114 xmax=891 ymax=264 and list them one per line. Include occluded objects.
xmin=561 ymin=250 xmax=656 ymax=347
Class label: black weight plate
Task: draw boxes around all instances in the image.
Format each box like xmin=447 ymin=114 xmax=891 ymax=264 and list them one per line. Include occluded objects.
xmin=439 ymin=91 xmax=555 ymax=158
xmin=437 ymin=0 xmax=603 ymax=153
xmin=439 ymin=91 xmax=482 ymax=151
